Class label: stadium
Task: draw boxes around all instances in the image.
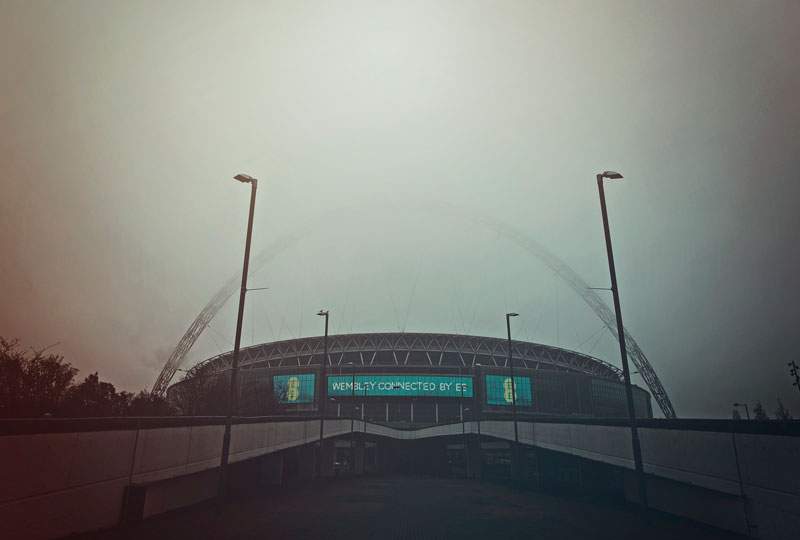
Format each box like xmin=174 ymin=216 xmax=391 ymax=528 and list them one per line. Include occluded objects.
xmin=167 ymin=332 xmax=652 ymax=422
xmin=154 ymin=210 xmax=677 ymax=423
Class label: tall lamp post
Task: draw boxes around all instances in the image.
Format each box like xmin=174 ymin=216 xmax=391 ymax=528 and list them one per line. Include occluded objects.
xmin=505 ymin=312 xmax=519 ymax=479
xmin=733 ymin=402 xmax=751 ymax=420
xmin=218 ymin=173 xmax=258 ymax=500
xmin=596 ymin=170 xmax=648 ymax=510
xmin=316 ymin=309 xmax=329 ymax=478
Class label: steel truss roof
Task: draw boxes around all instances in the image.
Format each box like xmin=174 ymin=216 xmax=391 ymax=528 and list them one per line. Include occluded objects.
xmin=180 ymin=332 xmax=624 ymax=382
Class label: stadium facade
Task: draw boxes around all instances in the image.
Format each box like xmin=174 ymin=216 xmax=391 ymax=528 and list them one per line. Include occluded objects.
xmin=167 ymin=332 xmax=652 ymax=422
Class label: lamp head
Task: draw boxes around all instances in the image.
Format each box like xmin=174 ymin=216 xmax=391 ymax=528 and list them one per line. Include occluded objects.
xmin=506 ymin=312 xmax=519 ymax=318
xmin=599 ymin=171 xmax=623 ymax=180
xmin=234 ymin=173 xmax=256 ymax=183
xmin=317 ymin=309 xmax=329 ymax=317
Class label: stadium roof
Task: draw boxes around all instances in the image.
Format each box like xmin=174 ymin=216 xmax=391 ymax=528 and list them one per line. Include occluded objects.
xmin=177 ymin=332 xmax=624 ymax=384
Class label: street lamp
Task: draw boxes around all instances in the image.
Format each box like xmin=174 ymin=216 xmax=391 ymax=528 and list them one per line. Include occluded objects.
xmin=505 ymin=313 xmax=519 ymax=442
xmin=733 ymin=402 xmax=751 ymax=420
xmin=218 ymin=173 xmax=258 ymax=500
xmin=316 ymin=309 xmax=329 ymax=479
xmin=505 ymin=312 xmax=519 ymax=480
xmin=474 ymin=362 xmax=484 ymax=481
xmin=343 ymin=361 xmax=357 ymax=474
xmin=362 ymin=378 xmax=368 ymax=435
xmin=459 ymin=365 xmax=470 ymax=479
xmin=596 ymin=170 xmax=648 ymax=510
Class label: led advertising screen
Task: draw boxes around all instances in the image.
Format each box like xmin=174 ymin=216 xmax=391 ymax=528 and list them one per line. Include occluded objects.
xmin=485 ymin=374 xmax=533 ymax=407
xmin=273 ymin=373 xmax=316 ymax=404
xmin=327 ymin=374 xmax=473 ymax=398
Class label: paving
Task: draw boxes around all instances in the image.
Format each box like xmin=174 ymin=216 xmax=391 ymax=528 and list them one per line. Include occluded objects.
xmin=75 ymin=475 xmax=744 ymax=540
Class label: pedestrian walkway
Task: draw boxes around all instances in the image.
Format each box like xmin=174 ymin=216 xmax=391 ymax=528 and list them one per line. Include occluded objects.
xmin=76 ymin=476 xmax=744 ymax=540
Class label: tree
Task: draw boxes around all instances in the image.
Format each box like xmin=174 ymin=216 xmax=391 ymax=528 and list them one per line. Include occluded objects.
xmin=0 ymin=339 xmax=26 ymax=416
xmin=59 ymin=373 xmax=124 ymax=417
xmin=127 ymin=391 xmax=174 ymax=416
xmin=732 ymin=408 xmax=742 ymax=420
xmin=0 ymin=338 xmax=77 ymax=417
xmin=752 ymin=401 xmax=769 ymax=421
xmin=1 ymin=337 xmax=178 ymax=418
xmin=774 ymin=398 xmax=793 ymax=421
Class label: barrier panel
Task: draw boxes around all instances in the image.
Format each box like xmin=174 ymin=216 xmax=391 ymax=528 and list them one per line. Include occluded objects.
xmin=1 ymin=416 xmax=797 ymax=540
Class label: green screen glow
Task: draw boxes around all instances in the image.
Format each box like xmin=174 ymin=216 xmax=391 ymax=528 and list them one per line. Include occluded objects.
xmin=273 ymin=373 xmax=316 ymax=404
xmin=327 ymin=374 xmax=473 ymax=398
xmin=485 ymin=374 xmax=532 ymax=406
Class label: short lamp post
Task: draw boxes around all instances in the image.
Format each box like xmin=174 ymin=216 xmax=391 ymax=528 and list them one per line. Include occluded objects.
xmin=505 ymin=312 xmax=519 ymax=480
xmin=316 ymin=309 xmax=329 ymax=478
xmin=343 ymin=361 xmax=357 ymax=474
xmin=474 ymin=362 xmax=484 ymax=481
xmin=459 ymin=365 xmax=470 ymax=479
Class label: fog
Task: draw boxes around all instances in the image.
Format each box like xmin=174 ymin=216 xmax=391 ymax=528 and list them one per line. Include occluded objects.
xmin=2 ymin=1 xmax=799 ymax=417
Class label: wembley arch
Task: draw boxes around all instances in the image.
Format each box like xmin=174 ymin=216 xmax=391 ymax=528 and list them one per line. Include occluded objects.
xmin=152 ymin=203 xmax=676 ymax=418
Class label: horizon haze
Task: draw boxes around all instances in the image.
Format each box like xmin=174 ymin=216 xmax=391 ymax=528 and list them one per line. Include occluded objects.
xmin=2 ymin=0 xmax=799 ymax=418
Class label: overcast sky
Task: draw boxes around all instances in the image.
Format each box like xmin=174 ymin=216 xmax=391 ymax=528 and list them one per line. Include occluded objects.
xmin=2 ymin=0 xmax=799 ymax=418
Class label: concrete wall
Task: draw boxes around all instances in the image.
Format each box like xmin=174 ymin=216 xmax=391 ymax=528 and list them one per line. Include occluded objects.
xmin=1 ymin=429 xmax=139 ymax=539
xmin=0 ymin=419 xmax=352 ymax=540
xmin=1 ymin=417 xmax=797 ymax=540
xmin=477 ymin=420 xmax=799 ymax=539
